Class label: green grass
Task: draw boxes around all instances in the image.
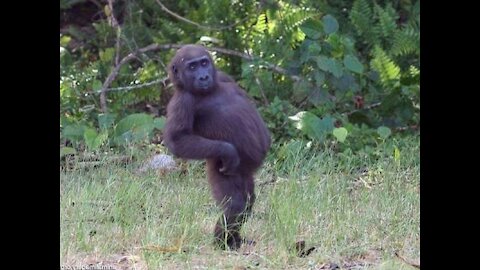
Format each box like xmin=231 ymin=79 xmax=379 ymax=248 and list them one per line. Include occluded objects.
xmin=60 ymin=136 xmax=419 ymax=269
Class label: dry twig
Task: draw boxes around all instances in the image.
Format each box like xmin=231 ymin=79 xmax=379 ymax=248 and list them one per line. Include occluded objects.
xmin=395 ymin=252 xmax=420 ymax=269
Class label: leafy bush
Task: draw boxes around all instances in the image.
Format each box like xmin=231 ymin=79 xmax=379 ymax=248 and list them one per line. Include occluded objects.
xmin=61 ymin=113 xmax=165 ymax=154
xmin=60 ymin=0 xmax=419 ymax=156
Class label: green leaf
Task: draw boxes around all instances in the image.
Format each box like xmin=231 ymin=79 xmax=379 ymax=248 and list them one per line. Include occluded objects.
xmin=115 ymin=113 xmax=153 ymax=135
xmin=371 ymin=46 xmax=400 ymax=85
xmin=377 ymin=126 xmax=391 ymax=139
xmin=292 ymin=80 xmax=311 ymax=102
xmin=98 ymin=113 xmax=116 ymax=130
xmin=60 ymin=147 xmax=76 ymax=158
xmin=247 ymin=84 xmax=261 ymax=98
xmin=316 ymin=56 xmax=343 ymax=78
xmin=374 ymin=3 xmax=398 ymax=39
xmin=323 ymin=14 xmax=339 ymax=34
xmin=300 ymin=19 xmax=323 ymax=39
xmin=119 ymin=64 xmax=131 ymax=75
xmin=60 ymin=81 xmax=72 ymax=98
xmin=350 ymin=0 xmax=378 ymax=43
xmin=92 ymin=131 xmax=108 ymax=149
xmin=104 ymin=4 xmax=111 ymax=16
xmin=314 ymin=71 xmax=325 ymax=86
xmin=99 ymin=48 xmax=115 ymax=63
xmin=318 ymin=116 xmax=335 ymax=131
xmin=255 ymin=13 xmax=268 ymax=32
xmin=63 ymin=124 xmax=87 ymax=142
xmin=342 ymin=37 xmax=355 ymax=53
xmin=153 ymin=117 xmax=166 ymax=130
xmin=92 ymin=80 xmax=103 ymax=91
xmin=394 ymin=146 xmax=401 ymax=164
xmin=333 ymin=127 xmax=348 ymax=142
xmin=308 ymin=42 xmax=322 ymax=54
xmin=316 ymin=56 xmax=330 ymax=71
xmin=60 ymin=35 xmax=71 ymax=47
xmin=331 ymin=73 xmax=359 ymax=93
xmin=84 ymin=128 xmax=98 ymax=149
xmin=308 ymin=86 xmax=328 ymax=106
xmin=343 ymin=55 xmax=364 ymax=74
xmin=114 ymin=113 xmax=154 ymax=145
xmin=300 ymin=40 xmax=322 ymax=63
xmin=289 ymin=112 xmax=334 ymax=141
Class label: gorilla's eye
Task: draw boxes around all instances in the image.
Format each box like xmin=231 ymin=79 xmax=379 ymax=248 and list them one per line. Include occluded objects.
xmin=201 ymin=59 xmax=209 ymax=67
xmin=189 ymin=63 xmax=197 ymax=70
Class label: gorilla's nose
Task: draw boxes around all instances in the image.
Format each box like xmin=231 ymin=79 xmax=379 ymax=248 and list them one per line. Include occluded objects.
xmin=199 ymin=74 xmax=209 ymax=81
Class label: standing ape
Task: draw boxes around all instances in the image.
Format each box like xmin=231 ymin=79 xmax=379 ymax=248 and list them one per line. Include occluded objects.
xmin=163 ymin=44 xmax=271 ymax=250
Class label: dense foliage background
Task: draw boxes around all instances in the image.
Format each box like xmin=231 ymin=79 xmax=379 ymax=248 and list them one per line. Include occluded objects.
xmin=60 ymin=0 xmax=420 ymax=158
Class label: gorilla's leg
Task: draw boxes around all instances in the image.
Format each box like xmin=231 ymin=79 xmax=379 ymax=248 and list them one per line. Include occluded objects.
xmin=207 ymin=160 xmax=255 ymax=250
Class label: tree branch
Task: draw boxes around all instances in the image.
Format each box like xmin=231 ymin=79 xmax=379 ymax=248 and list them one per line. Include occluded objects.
xmin=107 ymin=0 xmax=121 ymax=65
xmin=99 ymin=44 xmax=181 ymax=112
xmin=343 ymin=102 xmax=382 ymax=116
xmin=90 ymin=77 xmax=168 ymax=95
xmin=101 ymin=0 xmax=123 ymax=112
xmin=99 ymin=43 xmax=302 ymax=112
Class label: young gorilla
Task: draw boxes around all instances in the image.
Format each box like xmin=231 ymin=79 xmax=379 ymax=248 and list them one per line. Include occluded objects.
xmin=164 ymin=45 xmax=271 ymax=250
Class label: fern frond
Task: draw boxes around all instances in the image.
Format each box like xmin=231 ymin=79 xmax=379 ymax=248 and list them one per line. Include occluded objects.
xmin=350 ymin=0 xmax=372 ymax=26
xmin=255 ymin=12 xmax=268 ymax=33
xmin=409 ymin=65 xmax=420 ymax=77
xmin=407 ymin=1 xmax=420 ymax=31
xmin=391 ymin=26 xmax=420 ymax=56
xmin=277 ymin=5 xmax=315 ymax=43
xmin=350 ymin=0 xmax=379 ymax=43
xmin=374 ymin=3 xmax=398 ymax=39
xmin=370 ymin=46 xmax=401 ymax=85
xmin=411 ymin=0 xmax=420 ymax=24
xmin=283 ymin=6 xmax=315 ymax=33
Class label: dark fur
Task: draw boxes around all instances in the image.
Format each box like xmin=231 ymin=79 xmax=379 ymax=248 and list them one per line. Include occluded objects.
xmin=164 ymin=45 xmax=271 ymax=249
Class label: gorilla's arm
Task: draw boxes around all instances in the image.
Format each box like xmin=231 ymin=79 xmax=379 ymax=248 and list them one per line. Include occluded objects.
xmin=163 ymin=92 xmax=239 ymax=174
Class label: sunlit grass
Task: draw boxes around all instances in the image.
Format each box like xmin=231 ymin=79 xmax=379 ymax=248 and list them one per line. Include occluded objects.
xmin=60 ymin=136 xmax=419 ymax=269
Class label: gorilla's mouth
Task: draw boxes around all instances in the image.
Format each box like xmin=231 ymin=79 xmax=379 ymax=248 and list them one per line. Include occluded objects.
xmin=196 ymin=81 xmax=212 ymax=90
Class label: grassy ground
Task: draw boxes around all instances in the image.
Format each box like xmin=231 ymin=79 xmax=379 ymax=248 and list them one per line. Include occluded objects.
xmin=60 ymin=136 xmax=419 ymax=270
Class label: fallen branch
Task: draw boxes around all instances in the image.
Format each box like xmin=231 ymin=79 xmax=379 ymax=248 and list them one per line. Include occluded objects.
xmin=395 ymin=252 xmax=420 ymax=269
xmin=258 ymin=177 xmax=278 ymax=187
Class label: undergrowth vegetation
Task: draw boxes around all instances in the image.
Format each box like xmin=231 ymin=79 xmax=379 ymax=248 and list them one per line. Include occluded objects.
xmin=60 ymin=0 xmax=419 ymax=156
xmin=60 ymin=0 xmax=420 ymax=268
